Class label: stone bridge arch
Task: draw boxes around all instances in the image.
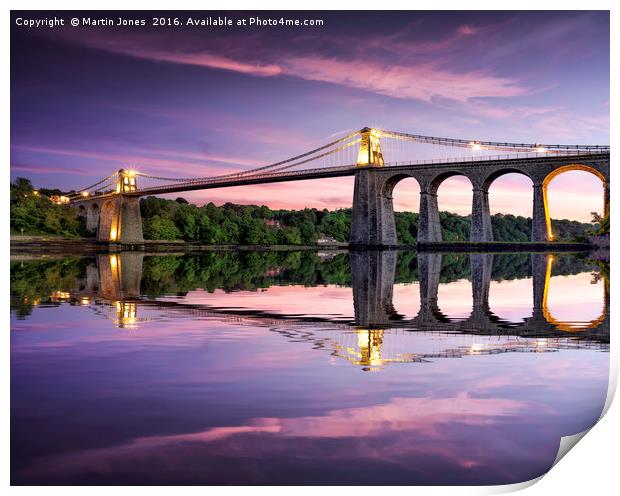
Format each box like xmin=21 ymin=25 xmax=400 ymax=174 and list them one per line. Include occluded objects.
xmin=424 ymin=170 xmax=476 ymax=242
xmin=381 ymin=173 xmax=421 ymax=244
xmin=71 ymin=195 xmax=144 ymax=243
xmin=86 ymin=202 xmax=100 ymax=231
xmin=350 ymin=154 xmax=608 ymax=246
xmin=481 ymin=168 xmax=534 ymax=241
xmin=98 ymin=199 xmax=119 ymax=242
xmin=349 ymin=167 xmax=483 ymax=246
xmin=539 ymin=254 xmax=608 ymax=331
xmin=541 ymin=163 xmax=608 ymax=241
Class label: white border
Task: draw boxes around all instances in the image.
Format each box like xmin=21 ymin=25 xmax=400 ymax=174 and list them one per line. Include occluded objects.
xmin=4 ymin=1 xmax=617 ymax=494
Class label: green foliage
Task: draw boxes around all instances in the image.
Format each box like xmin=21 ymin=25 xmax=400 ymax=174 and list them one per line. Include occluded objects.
xmin=394 ymin=212 xmax=418 ymax=244
xmin=138 ymin=196 xmax=597 ymax=244
xmin=589 ymin=211 xmax=609 ymax=236
xmin=10 ymin=257 xmax=90 ymax=317
xmin=439 ymin=212 xmax=470 ymax=242
xmin=143 ymin=215 xmax=181 ymax=240
xmin=318 ymin=209 xmax=351 ymax=242
xmin=10 ymin=177 xmax=89 ymax=237
xmin=491 ymin=214 xmax=530 ymax=242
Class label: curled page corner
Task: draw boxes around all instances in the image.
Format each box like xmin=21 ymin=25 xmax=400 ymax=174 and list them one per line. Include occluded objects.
xmin=548 ymin=351 xmax=618 ymax=473
xmin=487 ymin=474 xmax=545 ymax=494
xmin=552 ymin=429 xmax=590 ymax=469
xmin=494 ymin=352 xmax=617 ymax=493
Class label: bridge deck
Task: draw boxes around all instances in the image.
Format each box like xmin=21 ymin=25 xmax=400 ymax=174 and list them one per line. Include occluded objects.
xmin=72 ymin=152 xmax=609 ymax=201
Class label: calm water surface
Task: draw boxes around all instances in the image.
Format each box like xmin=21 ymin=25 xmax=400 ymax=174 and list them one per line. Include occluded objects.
xmin=10 ymin=250 xmax=609 ymax=485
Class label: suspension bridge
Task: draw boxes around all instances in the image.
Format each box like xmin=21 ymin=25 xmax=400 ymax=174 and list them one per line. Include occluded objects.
xmin=64 ymin=127 xmax=609 ymax=245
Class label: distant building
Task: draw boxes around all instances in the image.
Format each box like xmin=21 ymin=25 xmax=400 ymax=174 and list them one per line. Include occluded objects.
xmin=317 ymin=235 xmax=339 ymax=245
xmin=264 ymin=219 xmax=282 ymax=228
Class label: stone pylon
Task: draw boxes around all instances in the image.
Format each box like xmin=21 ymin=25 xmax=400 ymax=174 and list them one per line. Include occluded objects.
xmin=351 ymin=250 xmax=397 ymax=327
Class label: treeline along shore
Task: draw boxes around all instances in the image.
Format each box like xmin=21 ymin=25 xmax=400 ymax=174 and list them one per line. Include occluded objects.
xmin=10 ymin=177 xmax=608 ymax=248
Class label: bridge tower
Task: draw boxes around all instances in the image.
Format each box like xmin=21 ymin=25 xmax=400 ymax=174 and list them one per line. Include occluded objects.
xmin=117 ymin=169 xmax=138 ymax=193
xmin=356 ymin=127 xmax=384 ymax=167
xmin=350 ymin=128 xmax=396 ymax=246
xmin=73 ymin=169 xmax=144 ymax=244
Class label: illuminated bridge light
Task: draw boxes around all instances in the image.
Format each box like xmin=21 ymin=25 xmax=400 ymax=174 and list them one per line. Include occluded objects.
xmin=356 ymin=127 xmax=385 ymax=167
xmin=469 ymin=141 xmax=482 ymax=151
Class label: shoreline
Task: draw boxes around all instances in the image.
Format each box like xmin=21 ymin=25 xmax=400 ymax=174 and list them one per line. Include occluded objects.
xmin=10 ymin=235 xmax=595 ymax=256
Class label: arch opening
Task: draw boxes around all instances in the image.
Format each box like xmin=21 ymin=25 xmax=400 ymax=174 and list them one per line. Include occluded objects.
xmin=433 ymin=173 xmax=473 ymax=242
xmin=99 ymin=201 xmax=119 ymax=242
xmin=486 ymin=170 xmax=533 ymax=241
xmin=542 ymin=256 xmax=606 ymax=331
xmin=543 ymin=165 xmax=605 ymax=241
xmin=386 ymin=174 xmax=421 ymax=245
xmin=488 ymin=253 xmax=533 ymax=323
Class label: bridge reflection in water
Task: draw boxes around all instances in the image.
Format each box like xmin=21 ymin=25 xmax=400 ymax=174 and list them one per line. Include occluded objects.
xmin=351 ymin=251 xmax=608 ymax=333
xmin=61 ymin=251 xmax=608 ymax=369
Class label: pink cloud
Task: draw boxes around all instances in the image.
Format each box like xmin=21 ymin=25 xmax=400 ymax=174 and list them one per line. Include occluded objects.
xmin=55 ymin=28 xmax=527 ymax=104
xmin=11 ymin=144 xmax=253 ymax=178
xmin=126 ymin=49 xmax=282 ymax=77
xmin=460 ymin=101 xmax=561 ymax=120
xmin=18 ymin=393 xmax=533 ymax=481
xmin=280 ymin=57 xmax=527 ymax=102
xmin=457 ymin=24 xmax=478 ymax=36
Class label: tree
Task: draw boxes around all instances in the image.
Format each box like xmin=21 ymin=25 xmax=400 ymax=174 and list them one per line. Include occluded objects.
xmin=143 ymin=216 xmax=181 ymax=240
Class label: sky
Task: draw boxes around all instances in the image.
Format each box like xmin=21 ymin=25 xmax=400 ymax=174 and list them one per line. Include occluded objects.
xmin=10 ymin=11 xmax=609 ymax=221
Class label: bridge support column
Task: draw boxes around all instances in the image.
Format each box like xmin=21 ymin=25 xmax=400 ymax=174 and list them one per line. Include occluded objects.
xmin=418 ymin=191 xmax=442 ymax=243
xmin=532 ymin=183 xmax=549 ymax=242
xmin=351 ymin=250 xmax=397 ymax=327
xmin=97 ymin=252 xmax=144 ymax=300
xmin=119 ymin=196 xmax=144 ymax=244
xmin=86 ymin=204 xmax=100 ymax=231
xmin=460 ymin=253 xmax=494 ymax=330
xmin=531 ymin=253 xmax=549 ymax=317
xmin=470 ymin=253 xmax=493 ymax=310
xmin=96 ymin=196 xmax=144 ymax=244
xmin=413 ymin=252 xmax=443 ymax=324
xmin=470 ymin=188 xmax=493 ymax=242
xmin=604 ymin=181 xmax=610 ymax=216
xmin=350 ymin=169 xmax=397 ymax=247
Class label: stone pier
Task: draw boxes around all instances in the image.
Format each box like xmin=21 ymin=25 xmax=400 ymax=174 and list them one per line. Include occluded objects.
xmin=73 ymin=195 xmax=144 ymax=244
xmin=351 ymin=250 xmax=397 ymax=327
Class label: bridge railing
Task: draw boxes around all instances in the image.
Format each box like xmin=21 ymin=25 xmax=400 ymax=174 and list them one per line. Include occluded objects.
xmin=382 ymin=149 xmax=606 ymax=167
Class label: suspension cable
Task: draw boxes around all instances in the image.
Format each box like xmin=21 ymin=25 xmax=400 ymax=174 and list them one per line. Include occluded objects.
xmin=380 ymin=130 xmax=610 ymax=152
xmin=135 ymin=130 xmax=362 ymax=183
xmin=70 ymin=172 xmax=119 ymax=195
